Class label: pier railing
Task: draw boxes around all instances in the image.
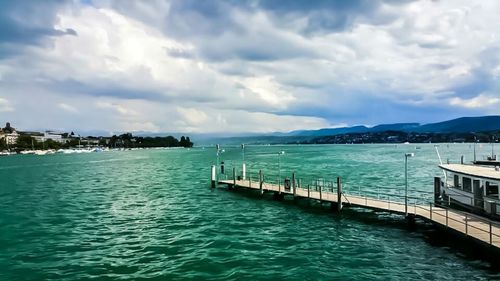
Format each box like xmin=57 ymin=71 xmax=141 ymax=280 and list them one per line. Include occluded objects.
xmin=413 ymin=203 xmax=500 ymax=246
xmin=213 ymin=163 xmax=500 ymax=248
xmin=214 ymin=165 xmax=500 ymax=247
xmin=218 ymin=166 xmax=431 ymax=206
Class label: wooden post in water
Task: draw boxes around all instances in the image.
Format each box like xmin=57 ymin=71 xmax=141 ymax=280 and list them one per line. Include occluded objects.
xmin=434 ymin=177 xmax=441 ymax=204
xmin=307 ymin=184 xmax=310 ymax=198
xmin=292 ymin=172 xmax=296 ymax=197
xmin=337 ymin=177 xmax=342 ymax=212
xmin=259 ymin=170 xmax=263 ymax=194
xmin=211 ymin=165 xmax=216 ymax=188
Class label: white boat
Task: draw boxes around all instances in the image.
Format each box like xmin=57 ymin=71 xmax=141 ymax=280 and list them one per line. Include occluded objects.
xmin=436 ymin=163 xmax=500 ymax=220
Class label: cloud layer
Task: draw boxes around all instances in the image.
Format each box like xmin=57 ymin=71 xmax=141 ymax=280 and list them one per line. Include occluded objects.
xmin=0 ymin=0 xmax=499 ymax=134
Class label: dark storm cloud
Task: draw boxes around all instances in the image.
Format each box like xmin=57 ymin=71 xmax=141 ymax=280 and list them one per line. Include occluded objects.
xmin=0 ymin=0 xmax=73 ymax=57
xmin=37 ymin=78 xmax=221 ymax=104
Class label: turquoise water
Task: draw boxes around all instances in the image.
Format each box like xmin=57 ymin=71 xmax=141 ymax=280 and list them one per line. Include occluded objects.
xmin=1 ymin=144 xmax=499 ymax=280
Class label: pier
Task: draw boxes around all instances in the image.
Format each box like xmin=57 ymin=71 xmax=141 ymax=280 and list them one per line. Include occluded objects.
xmin=211 ymin=165 xmax=500 ymax=250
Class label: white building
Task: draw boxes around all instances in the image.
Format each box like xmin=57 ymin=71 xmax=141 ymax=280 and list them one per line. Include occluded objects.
xmin=2 ymin=131 xmax=19 ymax=145
xmin=33 ymin=131 xmax=67 ymax=143
xmin=1 ymin=122 xmax=19 ymax=145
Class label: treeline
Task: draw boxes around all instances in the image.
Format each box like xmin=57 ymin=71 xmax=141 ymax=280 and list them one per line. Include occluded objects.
xmin=109 ymin=133 xmax=193 ymax=148
xmin=300 ymin=131 xmax=500 ymax=144
xmin=0 ymin=133 xmax=194 ymax=151
xmin=0 ymin=135 xmax=81 ymax=150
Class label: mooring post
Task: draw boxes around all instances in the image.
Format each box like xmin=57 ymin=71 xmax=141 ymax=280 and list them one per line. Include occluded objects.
xmin=211 ymin=165 xmax=216 ymax=188
xmin=292 ymin=172 xmax=296 ymax=196
xmin=259 ymin=170 xmax=263 ymax=194
xmin=337 ymin=177 xmax=342 ymax=212
xmin=434 ymin=177 xmax=441 ymax=204
xmin=307 ymin=184 xmax=310 ymax=198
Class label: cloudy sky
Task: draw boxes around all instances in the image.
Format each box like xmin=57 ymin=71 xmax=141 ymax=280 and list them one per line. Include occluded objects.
xmin=0 ymin=0 xmax=499 ymax=134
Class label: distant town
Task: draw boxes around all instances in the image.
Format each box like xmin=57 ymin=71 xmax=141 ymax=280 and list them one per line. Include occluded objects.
xmin=0 ymin=122 xmax=193 ymax=155
xmin=300 ymin=131 xmax=500 ymax=145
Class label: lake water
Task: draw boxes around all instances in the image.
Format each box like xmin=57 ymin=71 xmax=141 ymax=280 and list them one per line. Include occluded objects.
xmin=1 ymin=144 xmax=499 ymax=280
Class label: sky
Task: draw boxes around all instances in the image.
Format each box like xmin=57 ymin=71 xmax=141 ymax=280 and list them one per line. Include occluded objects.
xmin=0 ymin=0 xmax=499 ymax=135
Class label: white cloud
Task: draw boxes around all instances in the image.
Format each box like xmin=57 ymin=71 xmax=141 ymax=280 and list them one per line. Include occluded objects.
xmin=96 ymin=101 xmax=138 ymax=116
xmin=0 ymin=98 xmax=14 ymax=112
xmin=58 ymin=103 xmax=78 ymax=113
xmin=1 ymin=1 xmax=500 ymax=133
xmin=449 ymin=93 xmax=500 ymax=109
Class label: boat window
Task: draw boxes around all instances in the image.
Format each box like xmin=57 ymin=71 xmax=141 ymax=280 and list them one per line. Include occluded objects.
xmin=454 ymin=175 xmax=460 ymax=188
xmin=486 ymin=181 xmax=499 ymax=197
xmin=462 ymin=177 xmax=472 ymax=192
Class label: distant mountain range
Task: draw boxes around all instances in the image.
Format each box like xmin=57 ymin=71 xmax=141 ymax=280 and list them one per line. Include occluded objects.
xmin=201 ymin=116 xmax=500 ymax=145
xmin=37 ymin=115 xmax=499 ymax=145
xmin=285 ymin=116 xmax=500 ymax=137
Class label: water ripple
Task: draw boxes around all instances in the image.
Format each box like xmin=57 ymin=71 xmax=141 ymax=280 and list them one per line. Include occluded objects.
xmin=0 ymin=146 xmax=499 ymax=280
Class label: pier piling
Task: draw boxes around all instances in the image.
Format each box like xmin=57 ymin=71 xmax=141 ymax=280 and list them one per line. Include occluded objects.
xmin=337 ymin=177 xmax=342 ymax=212
xmin=259 ymin=170 xmax=263 ymax=195
xmin=211 ymin=165 xmax=216 ymax=188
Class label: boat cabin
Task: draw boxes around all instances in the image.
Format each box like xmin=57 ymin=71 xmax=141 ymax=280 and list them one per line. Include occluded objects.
xmin=438 ymin=164 xmax=500 ymax=218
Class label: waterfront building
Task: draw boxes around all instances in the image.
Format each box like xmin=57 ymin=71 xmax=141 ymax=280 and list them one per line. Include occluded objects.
xmin=1 ymin=122 xmax=19 ymax=145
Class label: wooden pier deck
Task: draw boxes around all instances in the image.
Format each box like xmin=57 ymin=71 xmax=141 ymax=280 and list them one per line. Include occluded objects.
xmin=218 ymin=178 xmax=500 ymax=249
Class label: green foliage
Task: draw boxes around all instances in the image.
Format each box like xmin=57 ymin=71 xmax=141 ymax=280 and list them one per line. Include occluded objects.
xmin=108 ymin=133 xmax=193 ymax=148
xmin=0 ymin=138 xmax=7 ymax=150
xmin=179 ymin=136 xmax=193 ymax=148
xmin=8 ymin=132 xmax=194 ymax=150
xmin=15 ymin=135 xmax=36 ymax=149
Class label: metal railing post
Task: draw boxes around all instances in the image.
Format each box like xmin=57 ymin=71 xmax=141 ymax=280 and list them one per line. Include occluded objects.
xmin=319 ymin=180 xmax=322 ymax=201
xmin=430 ymin=203 xmax=432 ymax=220
xmin=446 ymin=208 xmax=448 ymax=227
xmin=490 ymin=221 xmax=493 ymax=245
xmin=233 ymin=167 xmax=236 ymax=187
xmin=465 ymin=214 xmax=468 ymax=235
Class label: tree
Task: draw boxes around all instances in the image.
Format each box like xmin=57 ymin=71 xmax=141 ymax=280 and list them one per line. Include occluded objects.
xmin=0 ymin=138 xmax=7 ymax=150
xmin=185 ymin=137 xmax=193 ymax=148
xmin=15 ymin=135 xmax=36 ymax=150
